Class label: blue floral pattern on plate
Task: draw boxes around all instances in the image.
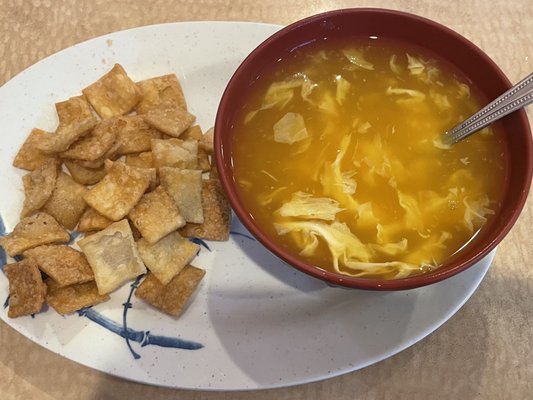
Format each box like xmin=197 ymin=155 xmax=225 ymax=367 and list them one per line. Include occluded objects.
xmin=0 ymin=212 xmax=216 ymax=358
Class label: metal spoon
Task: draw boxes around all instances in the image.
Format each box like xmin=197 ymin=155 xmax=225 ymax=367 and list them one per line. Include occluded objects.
xmin=442 ymin=72 xmax=533 ymax=144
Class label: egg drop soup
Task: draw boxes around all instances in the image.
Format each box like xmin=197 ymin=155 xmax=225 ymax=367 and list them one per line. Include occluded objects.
xmin=231 ymin=39 xmax=505 ymax=279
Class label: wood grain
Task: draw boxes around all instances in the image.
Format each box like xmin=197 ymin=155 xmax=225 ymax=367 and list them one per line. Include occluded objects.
xmin=0 ymin=1 xmax=531 ymax=399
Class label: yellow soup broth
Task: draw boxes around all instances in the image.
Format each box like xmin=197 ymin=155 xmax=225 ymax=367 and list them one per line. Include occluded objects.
xmin=231 ymin=39 xmax=505 ymax=279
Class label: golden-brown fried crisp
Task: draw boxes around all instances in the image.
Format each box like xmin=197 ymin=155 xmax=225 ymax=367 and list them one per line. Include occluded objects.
xmin=77 ymin=207 xmax=114 ymax=233
xmin=0 ymin=212 xmax=70 ymax=257
xmin=135 ymin=266 xmax=205 ymax=317
xmin=78 ymin=219 xmax=146 ymax=295
xmin=151 ymin=138 xmax=199 ymax=169
xmin=60 ymin=118 xmax=118 ymax=161
xmin=125 ymin=151 xmax=153 ymax=169
xmin=82 ymin=64 xmax=141 ymax=119
xmin=180 ymin=126 xmax=210 ymax=171
xmin=55 ymin=95 xmax=94 ymax=127
xmin=198 ymin=127 xmax=214 ymax=155
xmin=141 ymin=100 xmax=195 ymax=137
xmin=180 ymin=125 xmax=202 ymax=140
xmin=209 ymin=156 xmax=220 ymax=180
xmin=128 ymin=219 xmax=143 ymax=241
xmin=84 ymin=161 xmax=150 ymax=221
xmin=23 ymin=245 xmax=94 ymax=287
xmin=114 ymin=115 xmax=164 ymax=155
xmin=137 ymin=232 xmax=199 ymax=285
xmin=63 ymin=159 xmax=107 ymax=185
xmin=159 ymin=167 xmax=204 ymax=224
xmin=12 ymin=128 xmax=57 ymax=171
xmin=135 ymin=74 xmax=187 ymax=114
xmin=104 ymin=159 xmax=158 ymax=191
xmin=43 ymin=172 xmax=88 ymax=230
xmin=128 ymin=186 xmax=185 ymax=244
xmin=73 ymin=139 xmax=122 ymax=169
xmin=4 ymin=259 xmax=47 ymax=318
xmin=20 ymin=158 xmax=59 ymax=218
xmin=46 ymin=279 xmax=109 ymax=315
xmin=197 ymin=149 xmax=211 ymax=172
xmin=36 ymin=116 xmax=98 ymax=154
xmin=179 ymin=179 xmax=231 ymax=241
xmin=135 ymin=166 xmax=158 ymax=192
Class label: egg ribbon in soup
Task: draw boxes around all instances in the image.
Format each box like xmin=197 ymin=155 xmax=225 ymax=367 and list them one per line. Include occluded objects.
xmin=232 ymin=39 xmax=505 ymax=279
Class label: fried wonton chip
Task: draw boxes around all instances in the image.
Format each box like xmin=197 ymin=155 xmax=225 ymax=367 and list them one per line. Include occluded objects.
xmin=141 ymin=100 xmax=195 ymax=137
xmin=20 ymin=158 xmax=59 ymax=218
xmin=55 ymin=95 xmax=93 ymax=126
xmin=179 ymin=179 xmax=231 ymax=241
xmin=159 ymin=167 xmax=204 ymax=223
xmin=137 ymin=232 xmax=199 ymax=285
xmin=107 ymin=159 xmax=158 ymax=192
xmin=13 ymin=128 xmax=56 ymax=171
xmin=36 ymin=116 xmax=98 ymax=154
xmin=209 ymin=157 xmax=220 ymax=180
xmin=43 ymin=172 xmax=88 ymax=230
xmin=23 ymin=245 xmax=94 ymax=287
xmin=180 ymin=125 xmax=202 ymax=141
xmin=128 ymin=219 xmax=143 ymax=241
xmin=4 ymin=259 xmax=47 ymax=318
xmin=114 ymin=115 xmax=164 ymax=155
xmin=135 ymin=166 xmax=158 ymax=192
xmin=78 ymin=219 xmax=146 ymax=294
xmin=136 ymin=74 xmax=187 ymax=114
xmin=197 ymin=149 xmax=211 ymax=172
xmin=180 ymin=126 xmax=210 ymax=171
xmin=151 ymin=138 xmax=199 ymax=169
xmin=129 ymin=186 xmax=185 ymax=244
xmin=64 ymin=159 xmax=107 ymax=185
xmin=60 ymin=118 xmax=117 ymax=161
xmin=73 ymin=139 xmax=121 ymax=169
xmin=199 ymin=127 xmax=214 ymax=155
xmin=126 ymin=151 xmax=153 ymax=169
xmin=135 ymin=266 xmax=205 ymax=317
xmin=82 ymin=64 xmax=141 ymax=119
xmin=46 ymin=279 xmax=109 ymax=315
xmin=77 ymin=207 xmax=113 ymax=233
xmin=84 ymin=161 xmax=150 ymax=221
xmin=0 ymin=212 xmax=70 ymax=256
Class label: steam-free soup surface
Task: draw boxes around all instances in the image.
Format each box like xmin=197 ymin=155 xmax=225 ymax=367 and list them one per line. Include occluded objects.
xmin=231 ymin=39 xmax=505 ymax=279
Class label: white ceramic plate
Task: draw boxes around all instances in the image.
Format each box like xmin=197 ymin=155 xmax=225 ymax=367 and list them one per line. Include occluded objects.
xmin=0 ymin=21 xmax=493 ymax=390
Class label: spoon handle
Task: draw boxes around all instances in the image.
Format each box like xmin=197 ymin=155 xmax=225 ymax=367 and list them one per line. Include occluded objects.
xmin=443 ymin=72 xmax=533 ymax=144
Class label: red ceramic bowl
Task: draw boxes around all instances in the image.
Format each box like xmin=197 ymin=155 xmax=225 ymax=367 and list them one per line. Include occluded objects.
xmin=214 ymin=8 xmax=533 ymax=290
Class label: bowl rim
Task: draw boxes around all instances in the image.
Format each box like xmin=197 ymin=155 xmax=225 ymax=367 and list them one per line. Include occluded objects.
xmin=214 ymin=8 xmax=533 ymax=290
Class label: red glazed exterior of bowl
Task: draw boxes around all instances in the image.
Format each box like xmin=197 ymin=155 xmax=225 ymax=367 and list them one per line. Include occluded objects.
xmin=214 ymin=8 xmax=533 ymax=290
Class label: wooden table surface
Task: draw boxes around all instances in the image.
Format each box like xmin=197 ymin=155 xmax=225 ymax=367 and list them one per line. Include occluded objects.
xmin=0 ymin=1 xmax=531 ymax=399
